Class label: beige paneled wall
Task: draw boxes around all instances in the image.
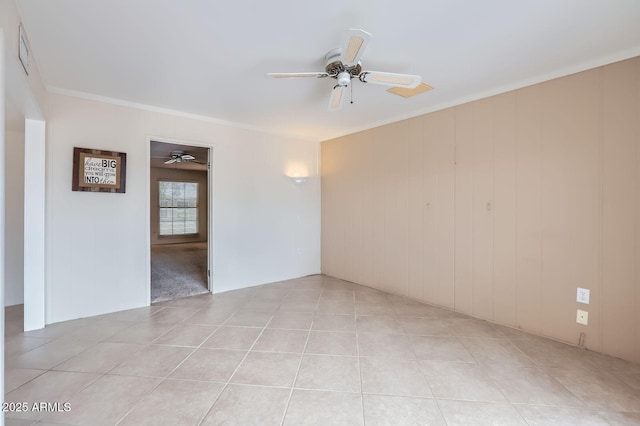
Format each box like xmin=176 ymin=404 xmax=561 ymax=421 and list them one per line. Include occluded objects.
xmin=601 ymin=59 xmax=640 ymax=363
xmin=321 ymin=57 xmax=640 ymax=363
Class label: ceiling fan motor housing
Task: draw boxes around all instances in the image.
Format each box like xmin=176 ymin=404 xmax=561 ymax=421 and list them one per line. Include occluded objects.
xmin=325 ymin=48 xmax=361 ymax=79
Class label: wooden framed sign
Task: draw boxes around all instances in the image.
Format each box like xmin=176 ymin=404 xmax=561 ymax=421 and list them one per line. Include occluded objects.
xmin=72 ymin=147 xmax=127 ymax=193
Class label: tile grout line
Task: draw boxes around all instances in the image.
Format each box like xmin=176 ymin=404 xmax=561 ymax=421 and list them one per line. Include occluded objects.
xmin=354 ymin=289 xmax=366 ymax=425
xmin=194 ymin=313 xmax=276 ymax=426
xmin=113 ymin=307 xmax=229 ymax=425
xmin=408 ymin=324 xmax=448 ymax=426
xmin=279 ymin=323 xmax=314 ymax=425
xmin=8 ymin=309 xmax=181 ymax=423
xmin=279 ymin=287 xmax=323 ymax=425
xmin=450 ymin=335 xmax=531 ymax=424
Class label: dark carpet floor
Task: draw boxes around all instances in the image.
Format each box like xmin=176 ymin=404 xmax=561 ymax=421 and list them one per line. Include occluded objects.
xmin=151 ymin=242 xmax=209 ymax=303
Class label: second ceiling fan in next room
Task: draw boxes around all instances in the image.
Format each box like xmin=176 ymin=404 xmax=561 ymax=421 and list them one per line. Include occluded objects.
xmin=160 ymin=151 xmax=203 ymax=165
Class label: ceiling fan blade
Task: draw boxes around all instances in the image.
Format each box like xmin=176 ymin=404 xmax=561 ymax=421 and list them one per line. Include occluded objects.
xmin=267 ymin=72 xmax=329 ymax=78
xmin=341 ymin=29 xmax=371 ymax=67
xmin=359 ymin=71 xmax=421 ymax=88
xmin=328 ymin=85 xmax=347 ymax=111
xmin=181 ymin=154 xmax=196 ymax=160
xmin=164 ymin=158 xmax=178 ymax=164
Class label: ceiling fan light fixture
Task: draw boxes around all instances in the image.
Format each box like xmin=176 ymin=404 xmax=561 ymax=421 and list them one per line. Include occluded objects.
xmin=336 ymin=71 xmax=351 ymax=87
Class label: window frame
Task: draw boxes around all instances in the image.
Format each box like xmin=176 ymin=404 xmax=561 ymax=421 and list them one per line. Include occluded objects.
xmin=158 ymin=180 xmax=200 ymax=237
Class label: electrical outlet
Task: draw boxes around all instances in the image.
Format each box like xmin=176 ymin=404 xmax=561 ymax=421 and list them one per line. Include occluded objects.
xmin=576 ymin=309 xmax=589 ymax=325
xmin=577 ymin=288 xmax=590 ymax=304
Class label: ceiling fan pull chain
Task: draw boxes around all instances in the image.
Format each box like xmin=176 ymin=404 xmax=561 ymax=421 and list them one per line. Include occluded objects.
xmin=350 ymin=81 xmax=354 ymax=105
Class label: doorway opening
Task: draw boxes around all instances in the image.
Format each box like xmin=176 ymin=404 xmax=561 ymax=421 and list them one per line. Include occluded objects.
xmin=150 ymin=140 xmax=211 ymax=303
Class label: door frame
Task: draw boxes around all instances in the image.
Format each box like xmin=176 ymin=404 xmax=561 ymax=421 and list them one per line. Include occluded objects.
xmin=145 ymin=136 xmax=215 ymax=304
xmin=3 ymin=27 xmax=47 ymax=331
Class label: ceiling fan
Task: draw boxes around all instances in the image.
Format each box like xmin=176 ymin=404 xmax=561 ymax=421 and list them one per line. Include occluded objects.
xmin=268 ymin=29 xmax=424 ymax=110
xmin=161 ymin=151 xmax=200 ymax=165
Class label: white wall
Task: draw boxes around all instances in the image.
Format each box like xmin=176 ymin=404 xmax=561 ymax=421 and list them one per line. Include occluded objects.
xmin=46 ymin=93 xmax=320 ymax=323
xmin=4 ymin=129 xmax=24 ymax=306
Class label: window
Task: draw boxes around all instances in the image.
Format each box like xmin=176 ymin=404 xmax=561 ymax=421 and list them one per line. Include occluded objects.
xmin=159 ymin=181 xmax=198 ymax=236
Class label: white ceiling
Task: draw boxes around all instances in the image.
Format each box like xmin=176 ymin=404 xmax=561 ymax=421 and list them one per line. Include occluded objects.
xmin=16 ymin=0 xmax=640 ymax=141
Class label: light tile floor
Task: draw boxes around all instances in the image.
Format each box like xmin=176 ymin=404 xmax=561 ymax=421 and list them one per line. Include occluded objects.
xmin=5 ymin=274 xmax=640 ymax=425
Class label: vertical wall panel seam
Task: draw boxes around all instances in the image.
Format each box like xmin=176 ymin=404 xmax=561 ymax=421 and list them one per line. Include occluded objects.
xmin=363 ymin=138 xmax=368 ymax=285
xmin=471 ymin=105 xmax=476 ymax=315
xmin=359 ymin=139 xmax=363 ymax=284
xmin=368 ymin=139 xmax=373 ymax=285
xmin=421 ymin=119 xmax=425 ymax=302
xmin=514 ymin=93 xmax=520 ymax=328
xmin=433 ymin=116 xmax=437 ymax=304
xmin=381 ymin=133 xmax=385 ymax=290
xmin=407 ymin=128 xmax=411 ymax=297
xmin=511 ymin=95 xmax=517 ymax=325
xmin=435 ymin=114 xmax=442 ymax=305
xmin=406 ymin=127 xmax=410 ymax=297
xmin=453 ymin=108 xmax=457 ymax=310
xmin=437 ymin=113 xmax=444 ymax=305
xmin=433 ymin=117 xmax=437 ymax=304
xmin=598 ymin=67 xmax=604 ymax=353
xmin=471 ymin=105 xmax=476 ymax=316
xmin=539 ymin=91 xmax=544 ymax=333
xmin=421 ymin=120 xmax=425 ymax=302
xmin=366 ymin=138 xmax=370 ymax=286
xmin=388 ymin=131 xmax=392 ymax=292
xmin=491 ymin=100 xmax=496 ymax=321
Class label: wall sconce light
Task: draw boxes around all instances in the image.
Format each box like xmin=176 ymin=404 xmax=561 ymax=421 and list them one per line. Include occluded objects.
xmin=285 ymin=160 xmax=311 ymax=185
xmin=290 ymin=176 xmax=307 ymax=185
